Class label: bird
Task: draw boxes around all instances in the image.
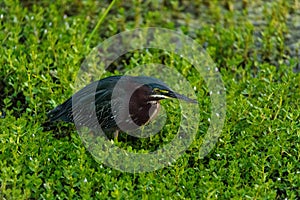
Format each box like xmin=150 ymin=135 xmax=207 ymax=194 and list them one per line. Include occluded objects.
xmin=47 ymin=75 xmax=197 ymax=139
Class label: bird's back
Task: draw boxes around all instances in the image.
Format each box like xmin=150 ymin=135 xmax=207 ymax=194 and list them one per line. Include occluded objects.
xmin=47 ymin=76 xmax=123 ymax=125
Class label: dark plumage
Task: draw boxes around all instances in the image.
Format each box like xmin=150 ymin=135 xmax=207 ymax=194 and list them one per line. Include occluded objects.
xmin=47 ymin=75 xmax=197 ymax=138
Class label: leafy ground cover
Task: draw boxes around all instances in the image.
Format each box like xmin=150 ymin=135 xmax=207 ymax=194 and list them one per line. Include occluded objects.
xmin=1 ymin=0 xmax=299 ymax=199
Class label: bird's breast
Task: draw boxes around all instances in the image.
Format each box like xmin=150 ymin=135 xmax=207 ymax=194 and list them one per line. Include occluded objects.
xmin=148 ymin=102 xmax=160 ymax=123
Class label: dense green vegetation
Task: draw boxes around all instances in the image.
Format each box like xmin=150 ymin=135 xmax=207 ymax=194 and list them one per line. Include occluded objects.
xmin=1 ymin=0 xmax=299 ymax=199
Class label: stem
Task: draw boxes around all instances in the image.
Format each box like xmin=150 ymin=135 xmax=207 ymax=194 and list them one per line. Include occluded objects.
xmin=86 ymin=0 xmax=117 ymax=48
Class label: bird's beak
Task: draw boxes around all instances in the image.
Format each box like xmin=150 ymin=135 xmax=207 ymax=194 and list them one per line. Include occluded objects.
xmin=166 ymin=91 xmax=198 ymax=104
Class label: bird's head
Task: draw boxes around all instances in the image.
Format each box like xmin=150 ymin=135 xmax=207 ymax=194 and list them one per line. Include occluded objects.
xmin=127 ymin=76 xmax=198 ymax=105
xmin=147 ymin=83 xmax=198 ymax=104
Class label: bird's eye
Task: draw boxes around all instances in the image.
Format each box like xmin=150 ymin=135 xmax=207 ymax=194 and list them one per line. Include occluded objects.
xmin=153 ymin=88 xmax=169 ymax=95
xmin=153 ymin=88 xmax=160 ymax=93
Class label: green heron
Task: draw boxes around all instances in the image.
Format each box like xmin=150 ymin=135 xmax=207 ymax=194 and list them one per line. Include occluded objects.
xmin=47 ymin=75 xmax=197 ymax=138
